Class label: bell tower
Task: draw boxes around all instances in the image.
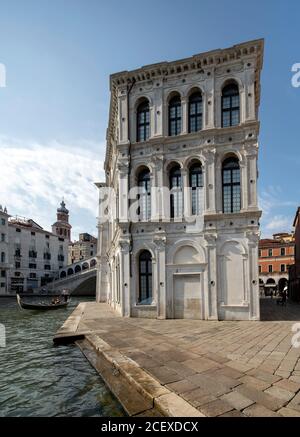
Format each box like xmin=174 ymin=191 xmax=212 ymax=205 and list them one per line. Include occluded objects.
xmin=52 ymin=200 xmax=72 ymax=241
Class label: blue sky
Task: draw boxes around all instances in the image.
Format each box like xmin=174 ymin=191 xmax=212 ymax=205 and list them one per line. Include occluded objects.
xmin=0 ymin=0 xmax=299 ymax=239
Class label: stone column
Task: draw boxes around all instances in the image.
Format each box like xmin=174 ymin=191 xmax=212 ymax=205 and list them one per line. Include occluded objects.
xmin=245 ymin=147 xmax=258 ymax=209
xmin=240 ymin=157 xmax=248 ymax=212
xmin=181 ymin=97 xmax=188 ymax=135
xmin=204 ymin=234 xmax=218 ymax=320
xmin=182 ymin=169 xmax=190 ymax=220
xmin=154 ymin=235 xmax=167 ymax=319
xmin=247 ymin=231 xmax=260 ymax=320
xmin=118 ymin=87 xmax=129 ymax=144
xmin=203 ymin=149 xmax=216 ymax=213
xmin=151 ymin=155 xmax=166 ymax=221
xmin=119 ymin=239 xmax=131 ymax=317
xmin=118 ymin=161 xmax=129 ymax=223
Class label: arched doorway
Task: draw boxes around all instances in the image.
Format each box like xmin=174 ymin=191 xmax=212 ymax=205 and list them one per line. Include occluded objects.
xmin=278 ymin=278 xmax=288 ymax=293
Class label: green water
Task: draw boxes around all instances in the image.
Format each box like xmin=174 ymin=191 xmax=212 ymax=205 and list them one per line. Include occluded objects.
xmin=0 ymin=297 xmax=125 ymax=417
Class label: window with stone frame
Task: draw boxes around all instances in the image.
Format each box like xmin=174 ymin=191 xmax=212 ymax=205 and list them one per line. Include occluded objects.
xmin=222 ymin=83 xmax=240 ymax=127
xmin=136 ymin=100 xmax=150 ymax=142
xmin=169 ymin=95 xmax=182 ymax=136
xmin=137 ymin=168 xmax=151 ymax=221
xmin=222 ymin=157 xmax=241 ymax=213
xmin=189 ymin=162 xmax=203 ymax=215
xmin=188 ymin=91 xmax=203 ymax=133
xmin=138 ymin=250 xmax=152 ymax=304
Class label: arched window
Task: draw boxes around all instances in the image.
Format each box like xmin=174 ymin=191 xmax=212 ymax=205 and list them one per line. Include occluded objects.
xmin=188 ymin=92 xmax=203 ymax=133
xmin=137 ymin=100 xmax=150 ymax=142
xmin=137 ymin=168 xmax=151 ymax=221
xmin=169 ymin=165 xmax=182 ymax=219
xmin=139 ymin=250 xmax=152 ymax=304
xmin=222 ymin=83 xmax=240 ymax=127
xmin=189 ymin=163 xmax=203 ymax=215
xmin=169 ymin=95 xmax=181 ymax=136
xmin=222 ymin=157 xmax=241 ymax=213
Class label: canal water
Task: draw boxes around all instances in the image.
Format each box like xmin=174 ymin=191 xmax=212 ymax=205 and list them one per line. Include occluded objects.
xmin=0 ymin=297 xmax=125 ymax=417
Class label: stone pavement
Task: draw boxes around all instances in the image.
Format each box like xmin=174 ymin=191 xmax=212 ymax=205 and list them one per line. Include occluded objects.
xmin=56 ymin=298 xmax=300 ymax=417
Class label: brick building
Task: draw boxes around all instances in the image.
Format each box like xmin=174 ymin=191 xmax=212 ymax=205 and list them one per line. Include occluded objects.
xmin=289 ymin=207 xmax=300 ymax=301
xmin=68 ymin=233 xmax=98 ymax=264
xmin=259 ymin=233 xmax=294 ymax=296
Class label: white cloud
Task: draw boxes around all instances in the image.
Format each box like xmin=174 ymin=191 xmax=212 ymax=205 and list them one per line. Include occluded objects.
xmin=0 ymin=136 xmax=105 ymax=240
xmin=259 ymin=185 xmax=295 ymax=238
xmin=265 ymin=215 xmax=291 ymax=232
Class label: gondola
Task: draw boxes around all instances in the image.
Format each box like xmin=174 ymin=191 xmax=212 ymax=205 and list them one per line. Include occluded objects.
xmin=16 ymin=294 xmax=70 ymax=311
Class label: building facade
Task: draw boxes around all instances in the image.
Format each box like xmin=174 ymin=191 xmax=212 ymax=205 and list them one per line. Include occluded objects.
xmin=289 ymin=208 xmax=300 ymax=301
xmin=0 ymin=206 xmax=10 ymax=293
xmin=96 ymin=39 xmax=264 ymax=320
xmin=68 ymin=233 xmax=98 ymax=264
xmin=259 ymin=233 xmax=294 ymax=296
xmin=0 ymin=202 xmax=70 ymax=294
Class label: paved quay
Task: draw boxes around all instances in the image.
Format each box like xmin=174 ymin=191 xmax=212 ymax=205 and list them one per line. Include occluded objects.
xmin=54 ymin=299 xmax=300 ymax=417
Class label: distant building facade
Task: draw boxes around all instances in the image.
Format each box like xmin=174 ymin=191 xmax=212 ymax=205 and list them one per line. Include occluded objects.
xmin=97 ymin=39 xmax=264 ymax=321
xmin=259 ymin=233 xmax=294 ymax=296
xmin=0 ymin=201 xmax=70 ymax=294
xmin=68 ymin=233 xmax=98 ymax=264
xmin=0 ymin=206 xmax=10 ymax=293
xmin=289 ymin=208 xmax=300 ymax=301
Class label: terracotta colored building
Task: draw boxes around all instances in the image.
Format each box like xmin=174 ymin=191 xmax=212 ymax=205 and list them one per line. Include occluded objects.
xmin=259 ymin=233 xmax=294 ymax=296
xmin=289 ymin=208 xmax=300 ymax=301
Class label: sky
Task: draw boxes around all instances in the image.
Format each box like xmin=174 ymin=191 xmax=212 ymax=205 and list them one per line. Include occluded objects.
xmin=0 ymin=0 xmax=300 ymax=239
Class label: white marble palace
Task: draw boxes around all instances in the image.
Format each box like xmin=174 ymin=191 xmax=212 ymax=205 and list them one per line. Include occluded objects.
xmin=96 ymin=39 xmax=264 ymax=320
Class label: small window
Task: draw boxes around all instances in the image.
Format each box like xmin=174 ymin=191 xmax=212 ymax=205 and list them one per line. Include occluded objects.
xmin=138 ymin=250 xmax=152 ymax=304
xmin=258 ymin=249 xmax=262 ymax=257
xmin=169 ymin=165 xmax=183 ymax=219
xmin=45 ymin=235 xmax=50 ymax=239
xmin=137 ymin=100 xmax=150 ymax=142
xmin=268 ymin=265 xmax=273 ymax=273
xmin=189 ymin=163 xmax=203 ymax=215
xmin=137 ymin=168 xmax=151 ymax=221
xmin=1 ymin=252 xmax=5 ymax=263
xmin=29 ymin=273 xmax=36 ymax=279
xmin=188 ymin=92 xmax=203 ymax=133
xmin=169 ymin=95 xmax=182 ymax=136
xmin=1 ymin=270 xmax=6 ymax=277
xmin=280 ymin=248 xmax=285 ymax=256
xmin=1 ymin=218 xmax=5 ymax=225
xmin=0 ymin=283 xmax=5 ymax=288
xmin=44 ymin=265 xmax=51 ymax=270
xmin=31 ymin=231 xmax=35 ymax=236
xmin=222 ymin=83 xmax=240 ymax=127
xmin=280 ymin=264 xmax=285 ymax=272
xmin=15 ymin=262 xmax=20 ymax=269
xmin=268 ymin=249 xmax=273 ymax=257
xmin=29 ymin=263 xmax=37 ymax=269
xmin=222 ymin=157 xmax=241 ymax=213
xmin=1 ymin=233 xmax=5 ymax=242
xmin=258 ymin=265 xmax=262 ymax=274
xmin=16 ymin=228 xmax=21 ymax=233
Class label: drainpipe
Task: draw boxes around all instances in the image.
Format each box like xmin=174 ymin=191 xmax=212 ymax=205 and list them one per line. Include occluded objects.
xmin=127 ymin=78 xmax=136 ymax=277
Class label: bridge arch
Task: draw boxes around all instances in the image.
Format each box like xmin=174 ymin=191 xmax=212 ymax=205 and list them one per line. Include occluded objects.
xmin=67 ymin=267 xmax=74 ymax=276
xmin=60 ymin=270 xmax=66 ymax=279
xmin=82 ymin=262 xmax=89 ymax=271
xmin=90 ymin=258 xmax=97 ymax=268
xmin=74 ymin=264 xmax=81 ymax=274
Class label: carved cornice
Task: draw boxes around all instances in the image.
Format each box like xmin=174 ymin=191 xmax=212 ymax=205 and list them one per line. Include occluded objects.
xmin=105 ymin=40 xmax=264 ymax=170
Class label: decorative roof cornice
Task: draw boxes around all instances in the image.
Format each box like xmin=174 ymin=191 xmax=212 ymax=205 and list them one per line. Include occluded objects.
xmin=105 ymin=39 xmax=264 ymax=170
